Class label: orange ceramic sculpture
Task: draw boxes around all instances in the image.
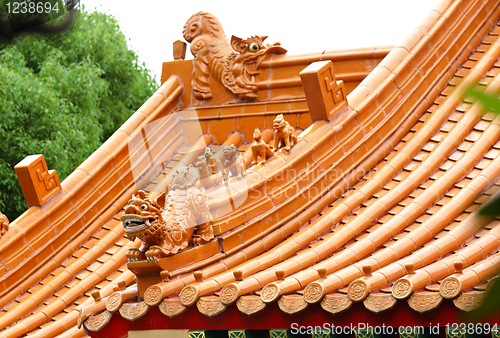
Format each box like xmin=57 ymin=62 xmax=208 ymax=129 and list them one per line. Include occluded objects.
xmin=0 ymin=212 xmax=8 ymax=238
xmin=121 ymin=168 xmax=213 ymax=262
xmin=195 ymin=147 xmax=225 ymax=188
xmin=182 ymin=11 xmax=286 ymax=100
xmin=272 ymin=114 xmax=297 ymax=152
xmin=220 ymin=145 xmax=245 ymax=179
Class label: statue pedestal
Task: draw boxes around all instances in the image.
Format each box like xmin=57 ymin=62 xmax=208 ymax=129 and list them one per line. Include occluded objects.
xmin=127 ymin=261 xmax=163 ymax=297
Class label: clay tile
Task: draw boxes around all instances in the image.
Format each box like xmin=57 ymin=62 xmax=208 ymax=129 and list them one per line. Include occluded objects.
xmin=362 ymin=264 xmax=372 ymax=277
xmin=275 ymin=269 xmax=285 ymax=281
xmin=160 ymin=271 xmax=170 ymax=281
xmin=317 ymin=267 xmax=327 ymax=279
xmin=454 ymin=261 xmax=464 ymax=274
xmin=233 ymin=270 xmax=243 ymax=281
xmin=405 ymin=262 xmax=415 ymax=275
xmin=194 ymin=271 xmax=204 ymax=282
xmin=91 ymin=290 xmax=100 ymax=302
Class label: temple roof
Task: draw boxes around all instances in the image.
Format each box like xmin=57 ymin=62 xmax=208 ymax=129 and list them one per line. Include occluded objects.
xmin=2 ymin=1 xmax=500 ymax=337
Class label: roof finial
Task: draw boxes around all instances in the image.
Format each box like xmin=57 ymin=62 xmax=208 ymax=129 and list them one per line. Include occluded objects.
xmin=362 ymin=264 xmax=372 ymax=276
xmin=275 ymin=269 xmax=285 ymax=281
xmin=91 ymin=290 xmax=100 ymax=302
xmin=194 ymin=271 xmax=204 ymax=282
xmin=405 ymin=262 xmax=415 ymax=275
xmin=233 ymin=270 xmax=243 ymax=281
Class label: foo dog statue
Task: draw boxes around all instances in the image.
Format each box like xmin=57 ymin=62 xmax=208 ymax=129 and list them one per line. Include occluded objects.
xmin=220 ymin=144 xmax=245 ymax=179
xmin=251 ymin=128 xmax=274 ymax=165
xmin=272 ymin=114 xmax=297 ymax=152
xmin=182 ymin=11 xmax=286 ymax=100
xmin=121 ymin=165 xmax=213 ymax=262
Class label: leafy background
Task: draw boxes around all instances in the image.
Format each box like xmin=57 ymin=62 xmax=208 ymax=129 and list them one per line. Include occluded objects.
xmin=0 ymin=2 xmax=158 ymax=220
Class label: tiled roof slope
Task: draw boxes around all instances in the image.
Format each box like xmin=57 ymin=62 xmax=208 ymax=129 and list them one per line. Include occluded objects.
xmin=0 ymin=22 xmax=390 ymax=338
xmin=76 ymin=0 xmax=500 ymax=333
xmin=3 ymin=0 xmax=500 ymax=337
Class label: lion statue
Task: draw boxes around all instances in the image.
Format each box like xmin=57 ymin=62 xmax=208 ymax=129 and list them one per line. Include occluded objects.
xmin=182 ymin=11 xmax=286 ymax=100
xmin=121 ymin=166 xmax=213 ymax=262
xmin=272 ymin=114 xmax=297 ymax=152
xmin=220 ymin=144 xmax=245 ymax=179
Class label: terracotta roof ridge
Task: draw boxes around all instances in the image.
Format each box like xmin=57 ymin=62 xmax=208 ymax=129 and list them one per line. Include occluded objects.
xmin=257 ymin=46 xmax=393 ymax=70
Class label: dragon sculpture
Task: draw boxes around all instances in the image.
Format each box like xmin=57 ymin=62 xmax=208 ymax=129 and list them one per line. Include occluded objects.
xmin=182 ymin=11 xmax=287 ymax=100
xmin=121 ymin=165 xmax=213 ymax=262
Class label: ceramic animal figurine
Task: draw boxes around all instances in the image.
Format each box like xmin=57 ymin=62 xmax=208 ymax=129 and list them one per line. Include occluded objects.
xmin=251 ymin=128 xmax=274 ymax=165
xmin=195 ymin=147 xmax=225 ymax=188
xmin=121 ymin=166 xmax=213 ymax=262
xmin=272 ymin=114 xmax=297 ymax=152
xmin=220 ymin=144 xmax=245 ymax=179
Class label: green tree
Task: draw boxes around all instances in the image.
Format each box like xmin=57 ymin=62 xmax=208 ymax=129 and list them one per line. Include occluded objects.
xmin=0 ymin=5 xmax=158 ymax=221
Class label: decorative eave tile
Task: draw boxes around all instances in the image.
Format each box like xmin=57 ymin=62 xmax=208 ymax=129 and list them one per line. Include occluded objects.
xmin=84 ymin=310 xmax=112 ymax=333
xmin=407 ymin=291 xmax=443 ymax=313
xmin=159 ymin=297 xmax=187 ymax=318
xmin=453 ymin=291 xmax=485 ymax=312
xmin=278 ymin=294 xmax=308 ymax=314
xmin=236 ymin=295 xmax=266 ymax=315
xmin=320 ymin=293 xmax=352 ymax=314
xmin=363 ymin=293 xmax=397 ymax=313
xmin=119 ymin=301 xmax=149 ymax=321
xmin=196 ymin=296 xmax=226 ymax=317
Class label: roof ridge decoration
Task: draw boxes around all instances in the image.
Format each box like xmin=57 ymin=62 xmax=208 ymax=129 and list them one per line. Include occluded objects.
xmin=123 ymin=174 xmax=213 ymax=295
xmin=182 ymin=11 xmax=287 ymax=101
xmin=14 ymin=154 xmax=61 ymax=207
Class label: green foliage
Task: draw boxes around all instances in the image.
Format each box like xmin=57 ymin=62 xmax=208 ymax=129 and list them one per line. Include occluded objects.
xmin=0 ymin=7 xmax=158 ymax=221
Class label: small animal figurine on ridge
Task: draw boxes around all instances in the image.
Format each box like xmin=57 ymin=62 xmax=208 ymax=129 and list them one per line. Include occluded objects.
xmin=220 ymin=144 xmax=245 ymax=179
xmin=195 ymin=146 xmax=225 ymax=188
xmin=251 ymin=128 xmax=274 ymax=165
xmin=121 ymin=166 xmax=213 ymax=263
xmin=272 ymin=114 xmax=297 ymax=152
